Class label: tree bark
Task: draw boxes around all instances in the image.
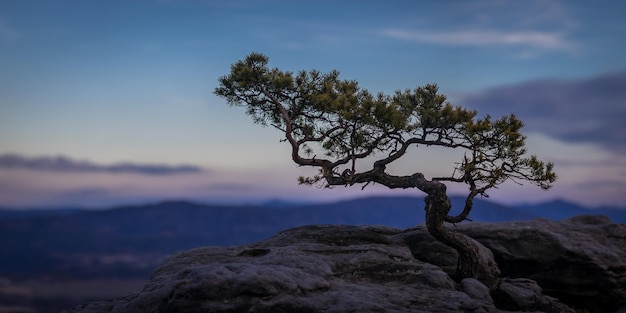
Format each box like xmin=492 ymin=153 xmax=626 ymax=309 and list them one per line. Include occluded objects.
xmin=423 ymin=183 xmax=501 ymax=288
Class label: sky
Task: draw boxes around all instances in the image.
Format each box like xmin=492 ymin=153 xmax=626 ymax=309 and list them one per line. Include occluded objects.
xmin=1 ymin=0 xmax=625 ymax=209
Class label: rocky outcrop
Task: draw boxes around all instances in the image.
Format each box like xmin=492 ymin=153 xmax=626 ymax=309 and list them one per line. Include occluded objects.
xmin=405 ymin=215 xmax=626 ymax=313
xmin=65 ymin=217 xmax=625 ymax=313
xmin=464 ymin=215 xmax=626 ymax=313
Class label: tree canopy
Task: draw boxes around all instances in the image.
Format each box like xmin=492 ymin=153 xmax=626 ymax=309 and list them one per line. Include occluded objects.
xmin=215 ymin=53 xmax=556 ymax=219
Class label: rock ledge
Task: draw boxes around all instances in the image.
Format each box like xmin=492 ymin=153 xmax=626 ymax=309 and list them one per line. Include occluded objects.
xmin=65 ymin=217 xmax=625 ymax=313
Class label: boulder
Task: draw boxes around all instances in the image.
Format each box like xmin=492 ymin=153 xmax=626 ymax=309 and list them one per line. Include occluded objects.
xmin=457 ymin=215 xmax=626 ymax=313
xmin=65 ymin=217 xmax=626 ymax=313
xmin=491 ymin=278 xmax=571 ymax=312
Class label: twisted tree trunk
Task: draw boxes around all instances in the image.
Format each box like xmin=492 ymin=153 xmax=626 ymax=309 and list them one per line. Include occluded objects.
xmin=423 ymin=184 xmax=500 ymax=288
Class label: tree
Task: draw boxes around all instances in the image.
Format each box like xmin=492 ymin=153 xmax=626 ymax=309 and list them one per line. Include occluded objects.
xmin=215 ymin=53 xmax=556 ymax=287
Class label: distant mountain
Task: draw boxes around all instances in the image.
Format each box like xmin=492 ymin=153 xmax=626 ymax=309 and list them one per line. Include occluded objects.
xmin=517 ymin=199 xmax=626 ymax=222
xmin=0 ymin=196 xmax=624 ymax=282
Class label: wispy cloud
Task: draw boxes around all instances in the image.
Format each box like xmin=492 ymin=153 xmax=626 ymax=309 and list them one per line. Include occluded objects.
xmin=378 ymin=0 xmax=578 ymax=56
xmin=0 ymin=154 xmax=206 ymax=175
xmin=459 ymin=70 xmax=626 ymax=152
xmin=205 ymin=183 xmax=254 ymax=191
xmin=380 ymin=29 xmax=572 ymax=51
xmin=547 ymin=157 xmax=626 ymax=168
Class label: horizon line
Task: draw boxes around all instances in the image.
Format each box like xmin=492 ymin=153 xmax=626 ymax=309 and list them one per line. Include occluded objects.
xmin=0 ymin=194 xmax=621 ymax=211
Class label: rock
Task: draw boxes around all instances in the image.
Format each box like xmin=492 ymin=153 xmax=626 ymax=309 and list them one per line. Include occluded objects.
xmin=110 ymin=225 xmax=496 ymax=313
xmin=492 ymin=278 xmax=573 ymax=313
xmin=64 ymin=217 xmax=626 ymax=313
xmin=564 ymin=214 xmax=611 ymax=225
xmin=460 ymin=278 xmax=492 ymax=303
xmin=457 ymin=217 xmax=626 ymax=313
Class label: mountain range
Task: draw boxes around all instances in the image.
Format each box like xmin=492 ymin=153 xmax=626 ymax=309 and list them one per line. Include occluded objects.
xmin=1 ymin=195 xmax=624 ymax=283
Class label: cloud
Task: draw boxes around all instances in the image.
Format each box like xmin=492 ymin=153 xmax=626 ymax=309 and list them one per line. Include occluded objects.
xmin=545 ymin=157 xmax=626 ymax=168
xmin=0 ymin=154 xmax=206 ymax=175
xmin=458 ymin=70 xmax=626 ymax=152
xmin=205 ymin=183 xmax=254 ymax=191
xmin=378 ymin=0 xmax=578 ymax=56
xmin=381 ymin=29 xmax=572 ymax=50
xmin=380 ymin=29 xmax=572 ymax=51
xmin=575 ymin=179 xmax=626 ymax=190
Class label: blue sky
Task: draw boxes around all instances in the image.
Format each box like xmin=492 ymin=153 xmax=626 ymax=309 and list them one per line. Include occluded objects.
xmin=1 ymin=0 xmax=625 ymax=208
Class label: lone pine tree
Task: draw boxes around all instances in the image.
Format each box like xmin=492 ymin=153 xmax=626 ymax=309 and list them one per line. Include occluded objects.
xmin=215 ymin=53 xmax=556 ymax=287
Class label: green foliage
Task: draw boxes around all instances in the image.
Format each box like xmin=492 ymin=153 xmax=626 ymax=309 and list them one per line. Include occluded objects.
xmin=215 ymin=53 xmax=556 ymax=196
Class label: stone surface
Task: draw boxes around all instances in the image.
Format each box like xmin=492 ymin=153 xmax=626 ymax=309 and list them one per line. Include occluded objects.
xmin=491 ymin=278 xmax=572 ymax=312
xmin=458 ymin=215 xmax=626 ymax=313
xmin=64 ymin=217 xmax=626 ymax=313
